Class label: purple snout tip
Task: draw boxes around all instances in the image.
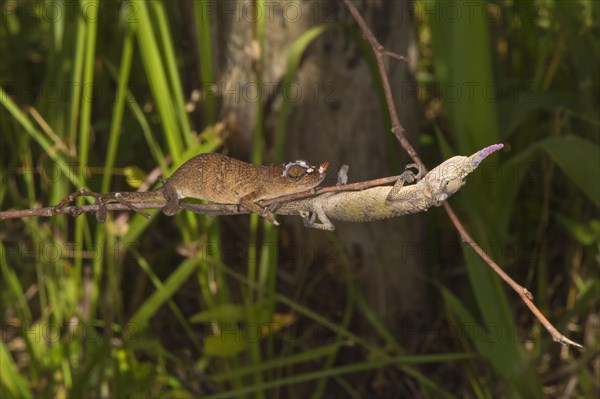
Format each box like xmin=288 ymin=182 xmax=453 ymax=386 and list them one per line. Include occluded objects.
xmin=472 ymin=143 xmax=504 ymax=166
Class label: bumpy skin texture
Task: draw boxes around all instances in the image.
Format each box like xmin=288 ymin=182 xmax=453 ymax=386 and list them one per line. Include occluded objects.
xmin=275 ymin=144 xmax=504 ymax=230
xmin=119 ymin=153 xmax=327 ymax=221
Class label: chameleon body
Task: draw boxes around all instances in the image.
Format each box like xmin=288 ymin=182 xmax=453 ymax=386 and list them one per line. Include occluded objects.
xmin=275 ymin=144 xmax=504 ymax=230
xmin=97 ymin=153 xmax=328 ymax=224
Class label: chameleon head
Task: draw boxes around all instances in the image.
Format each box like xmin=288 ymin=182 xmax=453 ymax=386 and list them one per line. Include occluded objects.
xmin=280 ymin=160 xmax=329 ymax=192
xmin=425 ymin=144 xmax=504 ymax=205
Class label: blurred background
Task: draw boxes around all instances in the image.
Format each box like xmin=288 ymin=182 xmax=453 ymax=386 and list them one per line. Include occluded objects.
xmin=1 ymin=0 xmax=598 ymax=397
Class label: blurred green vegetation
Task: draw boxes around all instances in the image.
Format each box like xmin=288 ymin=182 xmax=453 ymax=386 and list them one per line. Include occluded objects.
xmin=1 ymin=1 xmax=598 ymax=398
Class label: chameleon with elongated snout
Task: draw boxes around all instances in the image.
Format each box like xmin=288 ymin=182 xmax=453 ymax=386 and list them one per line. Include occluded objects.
xmin=274 ymin=144 xmax=504 ymax=230
xmin=54 ymin=153 xmax=329 ymax=225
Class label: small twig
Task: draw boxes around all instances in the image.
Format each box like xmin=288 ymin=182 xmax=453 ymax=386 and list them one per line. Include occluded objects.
xmin=53 ymin=188 xmax=106 ymax=210
xmin=342 ymin=0 xmax=424 ymax=171
xmin=28 ymin=106 xmax=74 ymax=157
xmin=113 ymin=193 xmax=152 ymax=219
xmin=51 ymin=188 xmax=153 ymax=220
xmin=341 ymin=0 xmax=581 ymax=348
xmin=444 ymin=204 xmax=582 ymax=348
xmin=383 ymin=50 xmax=409 ymax=62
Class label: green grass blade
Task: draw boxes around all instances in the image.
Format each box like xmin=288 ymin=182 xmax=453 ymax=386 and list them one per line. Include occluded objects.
xmin=132 ymin=250 xmax=202 ymax=353
xmin=76 ymin=0 xmax=99 ymax=186
xmin=204 ymin=353 xmax=466 ymax=399
xmin=194 ymin=0 xmax=217 ymax=124
xmin=104 ymin=60 xmax=168 ymax=171
xmin=150 ymin=0 xmax=193 ymax=146
xmin=539 ymin=136 xmax=600 ymax=206
xmin=0 ymin=342 xmax=33 ymax=399
xmin=101 ymin=27 xmax=135 ymax=193
xmin=441 ymin=287 xmax=541 ymax=398
xmin=133 ymin=0 xmax=183 ymax=159
xmin=76 ymin=0 xmax=100 ymax=307
xmin=129 ymin=257 xmax=199 ymax=330
xmin=209 ymin=343 xmax=343 ymax=383
xmin=428 ymin=0 xmax=499 ymax=150
xmin=0 ymin=87 xmax=78 ymax=186
xmin=505 ymin=134 xmax=600 ymax=206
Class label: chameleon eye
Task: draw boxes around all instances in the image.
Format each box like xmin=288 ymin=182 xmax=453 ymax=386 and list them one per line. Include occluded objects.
xmin=286 ymin=165 xmax=306 ymax=179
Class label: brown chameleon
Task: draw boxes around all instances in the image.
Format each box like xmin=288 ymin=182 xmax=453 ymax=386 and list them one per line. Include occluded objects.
xmin=54 ymin=153 xmax=328 ymax=225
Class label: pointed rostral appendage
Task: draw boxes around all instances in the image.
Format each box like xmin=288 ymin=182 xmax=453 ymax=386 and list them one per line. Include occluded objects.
xmin=469 ymin=143 xmax=504 ymax=169
xmin=419 ymin=143 xmax=506 ymax=207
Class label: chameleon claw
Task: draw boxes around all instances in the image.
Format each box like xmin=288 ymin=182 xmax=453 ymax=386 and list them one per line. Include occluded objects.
xmin=385 ymin=166 xmax=420 ymax=203
xmin=96 ymin=202 xmax=107 ymax=223
xmin=337 ymin=165 xmax=349 ymax=186
xmin=258 ymin=206 xmax=280 ymax=226
xmin=404 ymin=163 xmax=422 ymax=181
xmin=263 ymin=212 xmax=280 ymax=226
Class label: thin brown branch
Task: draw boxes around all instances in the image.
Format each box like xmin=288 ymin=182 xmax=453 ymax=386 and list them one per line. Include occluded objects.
xmin=0 ymin=201 xmax=249 ymax=221
xmin=342 ymin=0 xmax=581 ymax=348
xmin=261 ymin=174 xmax=404 ymax=206
xmin=342 ymin=0 xmax=424 ymax=171
xmin=444 ymin=204 xmax=582 ymax=348
xmin=0 ymin=202 xmax=164 ymax=220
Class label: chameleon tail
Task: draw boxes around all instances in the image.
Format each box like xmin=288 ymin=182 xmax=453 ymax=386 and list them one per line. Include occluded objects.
xmin=467 ymin=143 xmax=504 ymax=170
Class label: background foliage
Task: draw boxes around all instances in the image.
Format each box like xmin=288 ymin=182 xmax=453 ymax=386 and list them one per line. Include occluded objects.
xmin=1 ymin=0 xmax=598 ymax=398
